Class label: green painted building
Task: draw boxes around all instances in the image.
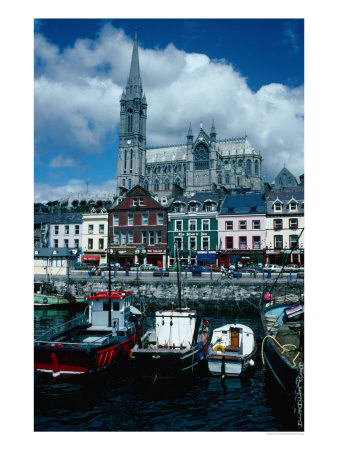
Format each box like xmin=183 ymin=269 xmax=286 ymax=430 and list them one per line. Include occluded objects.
xmin=168 ymin=192 xmax=221 ymax=266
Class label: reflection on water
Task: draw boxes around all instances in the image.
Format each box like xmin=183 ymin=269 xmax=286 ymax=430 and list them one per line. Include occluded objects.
xmin=34 ymin=307 xmax=299 ymax=431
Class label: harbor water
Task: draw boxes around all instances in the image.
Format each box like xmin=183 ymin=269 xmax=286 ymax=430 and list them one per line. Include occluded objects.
xmin=34 ymin=307 xmax=299 ymax=432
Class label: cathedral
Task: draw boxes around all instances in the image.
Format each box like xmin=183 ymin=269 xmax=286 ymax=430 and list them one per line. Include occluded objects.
xmin=117 ymin=32 xmax=263 ymax=203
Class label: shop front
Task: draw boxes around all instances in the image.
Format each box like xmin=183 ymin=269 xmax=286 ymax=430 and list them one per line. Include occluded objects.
xmin=81 ymin=254 xmax=101 ymax=267
xmin=196 ymin=252 xmax=217 ymax=267
xmin=111 ymin=247 xmax=135 ymax=266
xmin=217 ymin=250 xmax=265 ymax=267
xmin=146 ymin=248 xmax=167 ymax=268
xmin=266 ymin=249 xmax=304 ymax=266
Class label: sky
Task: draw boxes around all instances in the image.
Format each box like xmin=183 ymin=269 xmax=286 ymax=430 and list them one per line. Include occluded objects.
xmin=34 ymin=18 xmax=304 ymax=203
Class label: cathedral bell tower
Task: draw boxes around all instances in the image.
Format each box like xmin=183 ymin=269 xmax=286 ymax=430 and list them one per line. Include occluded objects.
xmin=117 ymin=31 xmax=147 ymax=191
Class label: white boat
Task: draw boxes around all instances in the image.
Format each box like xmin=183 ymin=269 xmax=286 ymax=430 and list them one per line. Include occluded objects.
xmin=207 ymin=323 xmax=257 ymax=377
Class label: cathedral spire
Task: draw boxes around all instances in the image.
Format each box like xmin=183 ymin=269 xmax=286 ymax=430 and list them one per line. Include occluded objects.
xmin=210 ymin=119 xmax=216 ymax=142
xmin=126 ymin=29 xmax=142 ymax=96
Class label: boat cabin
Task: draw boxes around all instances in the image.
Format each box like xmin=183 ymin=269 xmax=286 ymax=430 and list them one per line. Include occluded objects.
xmin=87 ymin=291 xmax=134 ymax=334
xmin=211 ymin=324 xmax=255 ymax=355
xmin=155 ymin=309 xmax=197 ymax=349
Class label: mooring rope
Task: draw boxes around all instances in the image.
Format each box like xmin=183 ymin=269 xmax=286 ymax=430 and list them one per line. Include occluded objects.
xmin=261 ymin=335 xmax=299 ymax=367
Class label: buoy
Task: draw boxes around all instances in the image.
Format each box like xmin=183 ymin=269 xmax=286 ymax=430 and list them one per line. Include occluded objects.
xmin=214 ymin=344 xmax=225 ymax=353
xmin=264 ymin=293 xmax=273 ymax=303
xmin=249 ymin=359 xmax=255 ymax=366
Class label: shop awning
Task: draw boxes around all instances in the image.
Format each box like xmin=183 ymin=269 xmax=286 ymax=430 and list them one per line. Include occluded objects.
xmin=82 ymin=255 xmax=100 ymax=261
xmin=197 ymin=253 xmax=217 ymax=261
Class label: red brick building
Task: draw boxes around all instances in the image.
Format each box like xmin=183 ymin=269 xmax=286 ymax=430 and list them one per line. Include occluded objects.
xmin=109 ymin=185 xmax=168 ymax=268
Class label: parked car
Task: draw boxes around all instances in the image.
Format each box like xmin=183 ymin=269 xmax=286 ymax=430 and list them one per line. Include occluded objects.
xmin=284 ymin=264 xmax=299 ymax=272
xmin=153 ymin=270 xmax=170 ymax=277
xmin=139 ymin=264 xmax=160 ymax=271
xmin=205 ymin=265 xmax=221 ymax=272
xmin=264 ymin=264 xmax=282 ymax=272
xmin=130 ymin=264 xmax=140 ymax=271
xmin=75 ymin=263 xmax=91 ymax=270
xmin=100 ymin=264 xmax=120 ymax=271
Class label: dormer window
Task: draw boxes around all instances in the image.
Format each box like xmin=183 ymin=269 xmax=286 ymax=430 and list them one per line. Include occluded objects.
xmin=289 ymin=201 xmax=298 ymax=212
xmin=273 ymin=199 xmax=283 ymax=212
xmin=204 ymin=201 xmax=214 ymax=212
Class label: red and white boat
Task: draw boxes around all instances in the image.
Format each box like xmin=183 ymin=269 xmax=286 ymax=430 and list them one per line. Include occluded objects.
xmin=34 ymin=291 xmax=144 ymax=378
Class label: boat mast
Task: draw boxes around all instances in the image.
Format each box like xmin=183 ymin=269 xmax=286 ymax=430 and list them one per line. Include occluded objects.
xmin=108 ymin=225 xmax=112 ymax=327
xmin=175 ymin=243 xmax=182 ymax=309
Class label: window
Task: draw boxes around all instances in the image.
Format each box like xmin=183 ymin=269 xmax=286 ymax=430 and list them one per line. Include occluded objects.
xmin=154 ymin=180 xmax=159 ymax=191
xmin=225 ymin=221 xmax=233 ymax=231
xmin=127 ymin=109 xmax=133 ymax=133
xmin=88 ymin=224 xmax=93 ymax=234
xmin=142 ymin=213 xmax=149 ymax=225
xmin=164 ymin=180 xmax=170 ymax=190
xmin=202 ymin=236 xmax=209 ymax=251
xmin=54 ymin=239 xmax=58 ymax=248
xmin=274 ymin=219 xmax=283 ymax=229
xmin=239 ymin=221 xmax=247 ymax=230
xmin=139 ymin=198 xmax=144 ymax=206
xmin=149 ymin=231 xmax=155 ymax=245
xmin=236 ymin=176 xmax=240 ymax=186
xmin=202 ymin=219 xmax=210 ymax=231
xmin=157 ymin=213 xmax=164 ymax=225
xmin=239 ymin=236 xmax=247 ymax=249
xmin=274 ymin=235 xmax=283 ymax=249
xmin=175 ymin=220 xmax=183 ymax=231
xmin=255 ymin=160 xmax=259 ymax=176
xmin=218 ymin=174 xmax=222 ymax=184
xmin=225 ymin=175 xmax=230 ymax=184
xmin=174 ymin=237 xmax=183 ymax=250
xmin=64 ymin=239 xmax=69 ymax=248
xmin=113 ymin=232 xmax=119 ymax=244
xmin=124 ymin=149 xmax=127 ymax=171
xmin=121 ymin=231 xmax=127 ymax=245
xmin=189 ymin=203 xmax=197 ymax=212
xmin=141 ymin=231 xmax=147 ymax=244
xmin=133 ymin=199 xmax=137 ymax=206
xmin=274 ymin=202 xmax=282 ymax=212
xmin=99 ymin=238 xmax=104 ymax=250
xmin=128 ymin=179 xmax=131 ymax=190
xmin=122 ymin=178 xmax=126 ymax=187
xmin=128 ymin=231 xmax=134 ymax=243
xmin=65 ymin=225 xmax=69 ymax=235
xmin=128 ymin=214 xmax=134 ymax=226
xmin=156 ymin=231 xmax=162 ymax=244
xmin=113 ymin=215 xmax=119 ymax=226
xmin=74 ymin=239 xmax=79 ymax=248
xmin=246 ymin=159 xmax=252 ymax=175
xmin=289 ymin=202 xmax=298 ymax=212
xmin=253 ymin=236 xmax=261 ymax=249
xmin=99 ymin=224 xmax=104 ymax=234
xmin=130 ymin=149 xmax=133 ymax=171
xmin=289 ymin=218 xmax=298 ymax=229
xmin=54 ymin=225 xmax=59 ymax=235
xmin=290 ymin=235 xmax=299 ymax=249
xmin=204 ymin=202 xmax=212 ymax=212
xmin=189 ymin=236 xmax=196 ymax=250
xmin=226 ymin=236 xmax=233 ymax=249
xmin=88 ymin=238 xmax=93 ymax=250
xmin=75 ymin=225 xmax=79 ymax=235
xmin=252 ymin=220 xmax=260 ymax=230
xmin=194 ymin=144 xmax=209 ymax=170
xmin=189 ymin=220 xmax=197 ymax=231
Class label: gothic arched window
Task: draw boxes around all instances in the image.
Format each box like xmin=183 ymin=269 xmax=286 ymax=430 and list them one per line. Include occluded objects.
xmin=144 ymin=180 xmax=148 ymax=191
xmin=255 ymin=160 xmax=259 ymax=176
xmin=174 ymin=177 xmax=181 ymax=187
xmin=130 ymin=149 xmax=133 ymax=170
xmin=218 ymin=174 xmax=222 ymax=184
xmin=164 ymin=179 xmax=170 ymax=190
xmin=127 ymin=109 xmax=133 ymax=133
xmin=194 ymin=144 xmax=209 ymax=170
xmin=124 ymin=149 xmax=127 ymax=171
xmin=225 ymin=175 xmax=230 ymax=184
xmin=154 ymin=179 xmax=159 ymax=191
xmin=238 ymin=159 xmax=243 ymax=168
xmin=246 ymin=159 xmax=252 ymax=175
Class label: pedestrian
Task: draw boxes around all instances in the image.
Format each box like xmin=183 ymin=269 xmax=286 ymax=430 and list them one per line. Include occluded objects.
xmin=221 ymin=264 xmax=225 ymax=278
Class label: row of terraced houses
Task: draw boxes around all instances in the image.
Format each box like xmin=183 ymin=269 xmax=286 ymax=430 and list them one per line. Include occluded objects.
xmin=34 ymin=170 xmax=304 ymax=276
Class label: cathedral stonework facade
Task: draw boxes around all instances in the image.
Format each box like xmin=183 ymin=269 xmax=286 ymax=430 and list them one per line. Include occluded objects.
xmin=117 ymin=33 xmax=263 ymax=202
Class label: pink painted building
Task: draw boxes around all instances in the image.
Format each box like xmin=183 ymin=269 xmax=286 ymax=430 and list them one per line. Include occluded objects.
xmin=217 ymin=194 xmax=266 ymax=266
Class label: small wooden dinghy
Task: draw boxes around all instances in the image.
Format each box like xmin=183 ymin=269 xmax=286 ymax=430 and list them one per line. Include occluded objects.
xmin=207 ymin=323 xmax=257 ymax=377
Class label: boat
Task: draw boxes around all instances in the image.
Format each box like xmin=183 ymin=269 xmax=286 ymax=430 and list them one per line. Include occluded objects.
xmin=130 ymin=244 xmax=209 ymax=380
xmin=34 ymin=290 xmax=144 ymax=378
xmin=207 ymin=323 xmax=257 ymax=377
xmin=260 ymin=292 xmax=304 ymax=428
xmin=34 ymin=293 xmax=86 ymax=308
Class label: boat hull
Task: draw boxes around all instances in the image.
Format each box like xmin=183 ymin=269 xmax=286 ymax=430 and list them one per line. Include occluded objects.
xmin=131 ymin=333 xmax=208 ymax=380
xmin=35 ymin=327 xmax=143 ymax=378
xmin=207 ymin=352 xmax=255 ymax=377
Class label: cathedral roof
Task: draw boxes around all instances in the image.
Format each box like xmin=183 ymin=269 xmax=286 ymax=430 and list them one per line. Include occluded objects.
xmin=146 ymin=145 xmax=187 ymax=163
xmin=145 ymin=137 xmax=259 ymax=164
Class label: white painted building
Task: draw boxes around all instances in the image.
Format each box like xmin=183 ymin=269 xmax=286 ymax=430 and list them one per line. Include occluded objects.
xmin=81 ymin=208 xmax=109 ymax=266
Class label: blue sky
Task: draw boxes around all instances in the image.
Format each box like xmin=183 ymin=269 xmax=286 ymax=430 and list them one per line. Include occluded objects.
xmin=34 ymin=18 xmax=304 ymax=202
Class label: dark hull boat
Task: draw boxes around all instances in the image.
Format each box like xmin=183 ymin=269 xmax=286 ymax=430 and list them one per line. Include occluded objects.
xmin=261 ymin=295 xmax=304 ymax=428
xmin=34 ymin=291 xmax=143 ymax=378
xmin=130 ymin=309 xmax=209 ymax=381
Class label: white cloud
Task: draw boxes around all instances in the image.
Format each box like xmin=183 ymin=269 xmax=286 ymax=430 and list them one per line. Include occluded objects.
xmin=49 ymin=154 xmax=77 ymax=168
xmin=35 ymin=22 xmax=304 ymax=189
xmin=34 ymin=179 xmax=117 ymax=203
